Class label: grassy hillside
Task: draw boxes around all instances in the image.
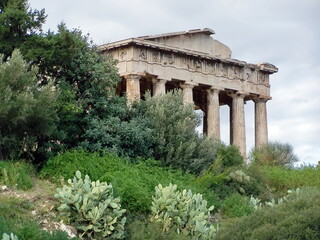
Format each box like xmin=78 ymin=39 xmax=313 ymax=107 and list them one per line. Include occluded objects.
xmin=1 ymin=151 xmax=319 ymax=239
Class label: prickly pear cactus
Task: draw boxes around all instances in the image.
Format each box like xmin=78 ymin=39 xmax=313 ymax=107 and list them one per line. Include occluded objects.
xmin=2 ymin=233 xmax=18 ymax=240
xmin=55 ymin=171 xmax=126 ymax=239
xmin=150 ymin=183 xmax=216 ymax=239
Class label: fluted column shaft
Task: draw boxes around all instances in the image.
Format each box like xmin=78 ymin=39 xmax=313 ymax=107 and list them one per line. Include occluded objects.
xmin=230 ymin=93 xmax=246 ymax=158
xmin=125 ymin=74 xmax=141 ymax=105
xmin=152 ymin=78 xmax=167 ymax=96
xmin=254 ymin=98 xmax=268 ymax=146
xmin=180 ymin=83 xmax=195 ymax=104
xmin=206 ymin=88 xmax=221 ymax=139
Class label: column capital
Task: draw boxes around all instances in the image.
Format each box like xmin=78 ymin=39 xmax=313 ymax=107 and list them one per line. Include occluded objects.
xmin=207 ymin=87 xmax=223 ymax=95
xmin=124 ymin=74 xmax=142 ymax=81
xmin=180 ymin=82 xmax=198 ymax=89
xmin=227 ymin=91 xmax=247 ymax=99
xmin=152 ymin=77 xmax=167 ymax=96
xmin=252 ymin=95 xmax=271 ymax=103
xmin=152 ymin=77 xmax=168 ymax=84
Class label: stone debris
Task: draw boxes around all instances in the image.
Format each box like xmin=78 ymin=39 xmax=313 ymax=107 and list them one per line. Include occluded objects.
xmin=1 ymin=185 xmax=8 ymax=191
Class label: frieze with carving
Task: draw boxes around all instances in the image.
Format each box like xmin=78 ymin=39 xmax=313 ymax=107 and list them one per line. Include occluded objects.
xmin=243 ymin=68 xmax=252 ymax=82
xmin=206 ymin=61 xmax=216 ymax=74
xmin=152 ymin=51 xmax=160 ymax=63
xmin=194 ymin=59 xmax=201 ymax=69
xmin=162 ymin=53 xmax=174 ymax=65
xmin=120 ymin=50 xmax=127 ymax=61
xmin=139 ymin=48 xmax=147 ymax=60
xmin=219 ymin=63 xmax=228 ymax=77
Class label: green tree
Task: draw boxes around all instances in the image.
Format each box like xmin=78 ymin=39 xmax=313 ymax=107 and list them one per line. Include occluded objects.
xmin=0 ymin=49 xmax=56 ymax=160
xmin=132 ymin=91 xmax=220 ymax=172
xmin=0 ymin=0 xmax=46 ymax=59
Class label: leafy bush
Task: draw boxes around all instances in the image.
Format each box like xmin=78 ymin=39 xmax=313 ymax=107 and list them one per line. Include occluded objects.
xmin=0 ymin=161 xmax=34 ymax=190
xmin=215 ymin=187 xmax=320 ymax=240
xmin=55 ymin=171 xmax=126 ymax=239
xmin=150 ymin=184 xmax=216 ymax=239
xmin=249 ymin=141 xmax=298 ymax=167
xmin=133 ymin=91 xmax=222 ymax=173
xmin=80 ymin=96 xmax=154 ymax=159
xmin=216 ymin=144 xmax=243 ymax=168
xmin=41 ymin=150 xmax=218 ymax=213
xmin=137 ymin=91 xmax=199 ymax=170
xmin=0 ymin=49 xmax=56 ymax=161
xmin=221 ymin=193 xmax=254 ymax=218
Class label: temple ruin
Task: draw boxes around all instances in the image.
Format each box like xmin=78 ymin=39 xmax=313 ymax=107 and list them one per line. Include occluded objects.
xmin=100 ymin=28 xmax=278 ymax=157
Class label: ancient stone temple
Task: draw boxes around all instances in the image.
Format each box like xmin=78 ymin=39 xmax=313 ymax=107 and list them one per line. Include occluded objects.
xmin=100 ymin=28 xmax=278 ymax=157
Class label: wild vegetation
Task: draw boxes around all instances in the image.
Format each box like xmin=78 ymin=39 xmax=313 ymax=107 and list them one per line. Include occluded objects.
xmin=0 ymin=0 xmax=319 ymax=239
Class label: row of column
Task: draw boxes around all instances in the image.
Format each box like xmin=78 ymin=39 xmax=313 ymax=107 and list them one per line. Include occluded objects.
xmin=125 ymin=74 xmax=167 ymax=104
xmin=124 ymin=74 xmax=268 ymax=158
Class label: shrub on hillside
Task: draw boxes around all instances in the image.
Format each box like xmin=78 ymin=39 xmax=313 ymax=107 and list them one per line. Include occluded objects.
xmin=249 ymin=141 xmax=298 ymax=167
xmin=134 ymin=91 xmax=221 ymax=173
xmin=221 ymin=193 xmax=254 ymax=218
xmin=214 ymin=187 xmax=320 ymax=240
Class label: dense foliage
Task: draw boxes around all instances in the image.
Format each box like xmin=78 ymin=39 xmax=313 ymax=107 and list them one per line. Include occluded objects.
xmin=215 ymin=187 xmax=320 ymax=240
xmin=0 ymin=0 xmax=46 ymax=59
xmin=0 ymin=50 xmax=56 ymax=160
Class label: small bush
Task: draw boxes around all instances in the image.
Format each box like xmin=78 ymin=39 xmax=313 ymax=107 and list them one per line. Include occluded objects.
xmin=55 ymin=171 xmax=126 ymax=239
xmin=40 ymin=149 xmax=110 ymax=181
xmin=221 ymin=193 xmax=254 ymax=218
xmin=150 ymin=184 xmax=217 ymax=239
xmin=0 ymin=161 xmax=34 ymax=190
xmin=215 ymin=187 xmax=320 ymax=240
xmin=249 ymin=141 xmax=298 ymax=167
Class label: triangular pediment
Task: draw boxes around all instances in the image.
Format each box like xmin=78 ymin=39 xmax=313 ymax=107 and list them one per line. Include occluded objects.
xmin=137 ymin=28 xmax=232 ymax=58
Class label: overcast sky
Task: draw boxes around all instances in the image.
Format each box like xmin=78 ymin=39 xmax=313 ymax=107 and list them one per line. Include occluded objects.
xmin=28 ymin=0 xmax=320 ymax=166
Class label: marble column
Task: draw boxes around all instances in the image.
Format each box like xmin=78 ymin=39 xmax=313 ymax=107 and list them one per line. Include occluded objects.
xmin=152 ymin=78 xmax=167 ymax=96
xmin=254 ymin=98 xmax=268 ymax=147
xmin=229 ymin=92 xmax=246 ymax=158
xmin=180 ymin=82 xmax=195 ymax=104
xmin=206 ymin=88 xmax=221 ymax=139
xmin=125 ymin=74 xmax=141 ymax=105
